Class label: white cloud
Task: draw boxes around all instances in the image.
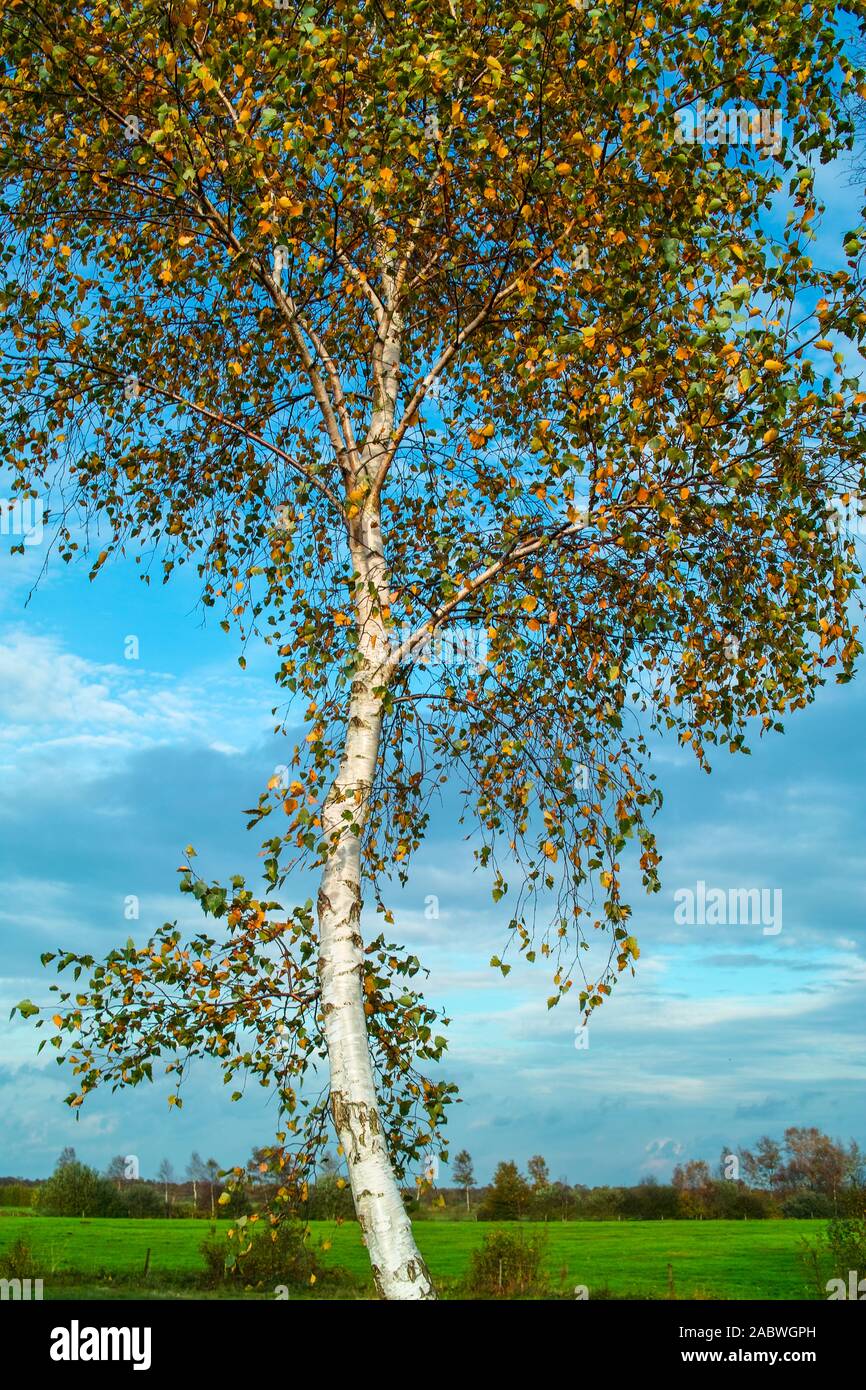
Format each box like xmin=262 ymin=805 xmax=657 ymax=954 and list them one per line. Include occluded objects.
xmin=0 ymin=628 xmax=278 ymax=796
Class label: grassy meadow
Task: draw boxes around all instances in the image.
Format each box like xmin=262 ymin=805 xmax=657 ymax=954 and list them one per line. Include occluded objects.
xmin=0 ymin=1209 xmax=823 ymax=1300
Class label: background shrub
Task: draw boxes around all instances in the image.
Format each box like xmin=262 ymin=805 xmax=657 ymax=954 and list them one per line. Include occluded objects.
xmin=0 ymin=1237 xmax=37 ymax=1281
xmin=0 ymin=1184 xmax=35 ymax=1208
xmin=464 ymin=1228 xmax=547 ymax=1299
xmin=782 ymin=1192 xmax=835 ymax=1220
xmin=36 ymin=1161 xmax=122 ymax=1218
xmin=118 ymin=1184 xmax=165 ymax=1219
xmin=200 ymin=1220 xmax=323 ymax=1292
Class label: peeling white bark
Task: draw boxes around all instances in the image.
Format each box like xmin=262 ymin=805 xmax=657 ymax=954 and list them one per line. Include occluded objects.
xmin=314 ymin=231 xmax=437 ymax=1298
xmin=317 ymin=659 xmax=435 ymax=1299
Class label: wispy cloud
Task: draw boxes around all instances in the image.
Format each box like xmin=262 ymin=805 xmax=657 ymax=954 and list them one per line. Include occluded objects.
xmin=0 ymin=629 xmax=278 ymax=797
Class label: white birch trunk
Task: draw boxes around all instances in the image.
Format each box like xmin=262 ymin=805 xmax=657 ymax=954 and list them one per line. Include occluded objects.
xmin=317 ymin=670 xmax=436 ymax=1300
xmin=313 ymin=238 xmax=436 ymax=1297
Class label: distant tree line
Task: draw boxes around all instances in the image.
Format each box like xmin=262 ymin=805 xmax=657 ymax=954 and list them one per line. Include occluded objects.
xmin=3 ymin=1127 xmax=862 ymax=1222
xmin=0 ymin=1147 xmax=238 ymax=1220
xmin=1 ymin=1145 xmax=357 ymax=1221
xmin=463 ymin=1129 xmax=865 ymax=1222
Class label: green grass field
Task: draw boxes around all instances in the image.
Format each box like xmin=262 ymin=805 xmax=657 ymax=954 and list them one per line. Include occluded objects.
xmin=0 ymin=1210 xmax=823 ymax=1299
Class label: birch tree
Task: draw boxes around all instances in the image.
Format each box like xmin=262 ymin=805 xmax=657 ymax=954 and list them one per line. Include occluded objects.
xmin=4 ymin=0 xmax=865 ymax=1299
xmin=453 ymin=1149 xmax=474 ymax=1213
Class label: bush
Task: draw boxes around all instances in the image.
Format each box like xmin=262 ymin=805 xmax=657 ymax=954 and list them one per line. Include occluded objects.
xmin=826 ymin=1211 xmax=866 ymax=1278
xmin=307 ymin=1175 xmax=355 ymax=1221
xmin=782 ymin=1192 xmax=835 ymax=1219
xmin=200 ymin=1220 xmax=323 ymax=1292
xmin=0 ymin=1237 xmax=37 ymax=1281
xmin=576 ymin=1186 xmax=627 ymax=1220
xmin=168 ymin=1201 xmax=198 ymax=1221
xmin=837 ymin=1185 xmax=866 ymax=1217
xmin=799 ymin=1205 xmax=866 ymax=1297
xmin=118 ymin=1183 xmax=164 ymax=1219
xmin=36 ymin=1161 xmax=122 ymax=1218
xmin=0 ymin=1184 xmax=35 ymax=1208
xmin=199 ymin=1229 xmax=232 ymax=1288
xmin=709 ymin=1182 xmax=772 ymax=1220
xmin=464 ymin=1228 xmax=547 ymax=1299
xmin=620 ymin=1182 xmax=680 ymax=1220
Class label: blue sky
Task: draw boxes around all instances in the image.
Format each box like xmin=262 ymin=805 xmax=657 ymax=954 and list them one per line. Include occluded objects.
xmin=1 ymin=150 xmax=864 ymax=1190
